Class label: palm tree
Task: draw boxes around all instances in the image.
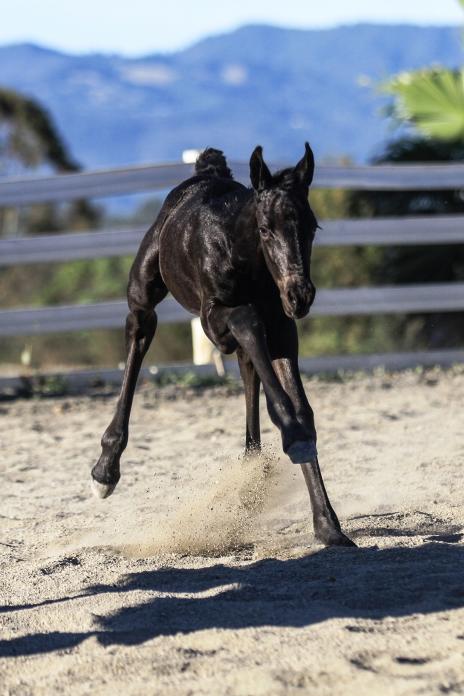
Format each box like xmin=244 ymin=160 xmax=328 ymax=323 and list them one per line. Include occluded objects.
xmin=0 ymin=88 xmax=98 ymax=235
xmin=0 ymin=87 xmax=79 ymax=176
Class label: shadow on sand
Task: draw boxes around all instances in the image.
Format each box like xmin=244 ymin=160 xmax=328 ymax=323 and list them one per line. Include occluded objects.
xmin=1 ymin=537 xmax=464 ymax=657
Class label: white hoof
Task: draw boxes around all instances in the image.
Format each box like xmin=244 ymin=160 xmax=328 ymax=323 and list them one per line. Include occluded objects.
xmin=91 ymin=478 xmax=117 ymax=499
xmin=287 ymin=440 xmax=318 ymax=465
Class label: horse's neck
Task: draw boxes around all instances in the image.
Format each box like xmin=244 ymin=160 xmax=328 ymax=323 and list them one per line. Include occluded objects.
xmin=233 ymin=193 xmax=259 ymax=257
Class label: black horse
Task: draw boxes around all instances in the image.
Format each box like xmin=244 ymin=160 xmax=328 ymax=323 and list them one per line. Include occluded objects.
xmin=91 ymin=144 xmax=355 ymax=547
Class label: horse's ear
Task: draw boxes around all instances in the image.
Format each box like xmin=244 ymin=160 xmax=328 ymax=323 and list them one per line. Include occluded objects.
xmin=294 ymin=142 xmax=315 ymax=189
xmin=250 ymin=145 xmax=272 ymax=192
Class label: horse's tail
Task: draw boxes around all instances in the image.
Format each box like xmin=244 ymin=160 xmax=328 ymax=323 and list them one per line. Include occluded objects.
xmin=195 ymin=148 xmax=233 ymax=179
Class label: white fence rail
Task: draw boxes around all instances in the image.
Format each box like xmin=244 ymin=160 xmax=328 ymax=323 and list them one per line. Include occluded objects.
xmin=1 ymin=215 xmax=464 ymax=266
xmin=0 ymin=161 xmax=464 ymax=206
xmin=2 ymin=283 xmax=464 ymax=337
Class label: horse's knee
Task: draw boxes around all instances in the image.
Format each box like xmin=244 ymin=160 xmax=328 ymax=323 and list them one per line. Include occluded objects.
xmin=265 ymin=394 xmax=308 ymax=451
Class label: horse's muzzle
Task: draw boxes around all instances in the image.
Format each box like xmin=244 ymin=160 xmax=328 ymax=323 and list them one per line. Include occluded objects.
xmin=282 ymin=280 xmax=316 ymax=319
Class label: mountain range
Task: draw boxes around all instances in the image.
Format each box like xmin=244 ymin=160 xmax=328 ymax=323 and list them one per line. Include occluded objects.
xmin=0 ymin=24 xmax=462 ymax=170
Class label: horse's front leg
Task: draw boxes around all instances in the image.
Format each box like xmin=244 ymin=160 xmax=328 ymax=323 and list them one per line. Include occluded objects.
xmin=91 ymin=239 xmax=167 ymax=498
xmin=266 ymin=314 xmax=355 ymax=547
xmin=204 ymin=303 xmax=308 ymax=458
xmin=91 ymin=307 xmax=157 ymax=498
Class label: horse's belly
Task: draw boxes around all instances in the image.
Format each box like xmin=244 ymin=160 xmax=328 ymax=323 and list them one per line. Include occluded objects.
xmin=166 ymin=279 xmax=201 ymax=317
xmin=159 ymin=239 xmax=201 ymax=316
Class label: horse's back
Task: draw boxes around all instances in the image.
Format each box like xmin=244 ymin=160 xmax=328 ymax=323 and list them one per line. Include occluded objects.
xmin=155 ymin=175 xmax=248 ymax=314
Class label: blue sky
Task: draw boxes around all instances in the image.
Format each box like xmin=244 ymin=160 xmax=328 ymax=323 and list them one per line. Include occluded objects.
xmin=2 ymin=0 xmax=463 ymax=55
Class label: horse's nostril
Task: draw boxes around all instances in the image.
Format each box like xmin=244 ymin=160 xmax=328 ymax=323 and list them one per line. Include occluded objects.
xmin=288 ymin=290 xmax=296 ymax=305
xmin=283 ymin=282 xmax=315 ymax=317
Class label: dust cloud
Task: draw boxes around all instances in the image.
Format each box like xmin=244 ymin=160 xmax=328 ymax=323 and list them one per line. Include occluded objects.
xmin=120 ymin=450 xmax=283 ymax=557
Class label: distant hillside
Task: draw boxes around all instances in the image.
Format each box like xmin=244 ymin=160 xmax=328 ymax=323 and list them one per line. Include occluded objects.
xmin=0 ymin=24 xmax=462 ymax=169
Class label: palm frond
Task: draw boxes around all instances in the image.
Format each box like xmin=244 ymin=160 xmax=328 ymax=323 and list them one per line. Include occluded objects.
xmin=386 ymin=68 xmax=464 ymax=140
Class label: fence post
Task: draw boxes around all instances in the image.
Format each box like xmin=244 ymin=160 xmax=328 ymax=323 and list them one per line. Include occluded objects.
xmin=191 ymin=317 xmax=225 ymax=376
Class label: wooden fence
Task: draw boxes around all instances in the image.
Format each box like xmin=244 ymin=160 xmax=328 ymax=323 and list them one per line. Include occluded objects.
xmin=1 ymin=160 xmax=464 ymax=376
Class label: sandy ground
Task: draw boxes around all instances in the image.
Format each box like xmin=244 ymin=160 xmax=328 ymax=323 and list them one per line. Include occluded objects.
xmin=1 ymin=367 xmax=464 ymax=695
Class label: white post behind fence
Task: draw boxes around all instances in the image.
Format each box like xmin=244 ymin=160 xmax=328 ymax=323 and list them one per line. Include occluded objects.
xmin=191 ymin=317 xmax=225 ymax=376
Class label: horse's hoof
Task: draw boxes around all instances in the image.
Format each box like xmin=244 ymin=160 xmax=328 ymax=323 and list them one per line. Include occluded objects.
xmin=287 ymin=440 xmax=318 ymax=464
xmin=316 ymin=529 xmax=357 ymax=548
xmin=91 ymin=477 xmax=117 ymax=499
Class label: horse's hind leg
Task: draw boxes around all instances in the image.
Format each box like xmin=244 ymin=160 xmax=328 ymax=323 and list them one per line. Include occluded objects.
xmin=91 ymin=238 xmax=167 ymax=498
xmin=236 ymin=346 xmax=261 ymax=454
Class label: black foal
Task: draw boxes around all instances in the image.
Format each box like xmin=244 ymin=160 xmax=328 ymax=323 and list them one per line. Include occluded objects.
xmin=91 ymin=143 xmax=355 ymax=547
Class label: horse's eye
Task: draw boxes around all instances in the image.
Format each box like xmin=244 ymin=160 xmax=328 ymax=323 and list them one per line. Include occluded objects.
xmin=259 ymin=227 xmax=271 ymax=239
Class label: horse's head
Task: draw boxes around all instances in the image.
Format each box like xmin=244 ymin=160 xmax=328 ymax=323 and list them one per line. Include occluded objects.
xmin=250 ymin=143 xmax=318 ymax=319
